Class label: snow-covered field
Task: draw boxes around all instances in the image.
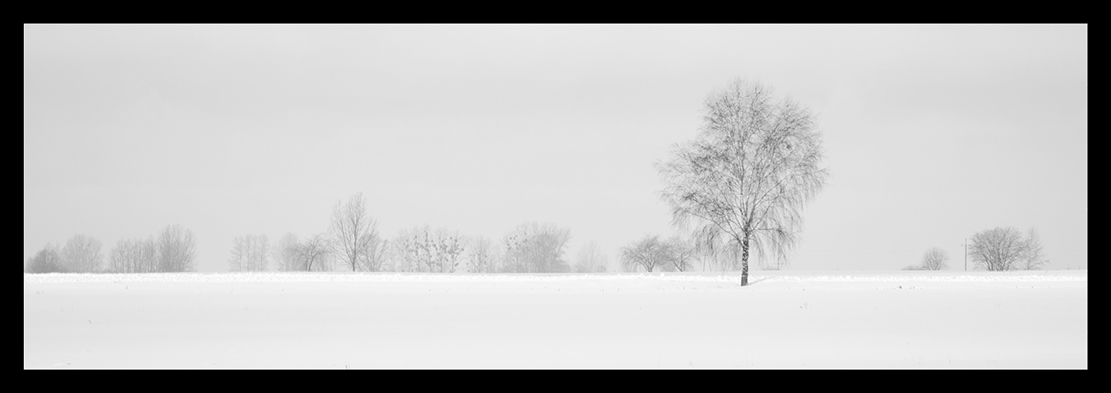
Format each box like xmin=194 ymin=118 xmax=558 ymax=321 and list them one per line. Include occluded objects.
xmin=24 ymin=270 xmax=1087 ymax=369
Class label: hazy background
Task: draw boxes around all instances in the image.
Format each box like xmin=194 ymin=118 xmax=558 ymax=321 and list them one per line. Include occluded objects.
xmin=23 ymin=24 xmax=1087 ymax=272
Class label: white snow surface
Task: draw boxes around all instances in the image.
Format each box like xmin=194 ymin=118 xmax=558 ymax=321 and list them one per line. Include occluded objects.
xmin=24 ymin=270 xmax=1087 ymax=369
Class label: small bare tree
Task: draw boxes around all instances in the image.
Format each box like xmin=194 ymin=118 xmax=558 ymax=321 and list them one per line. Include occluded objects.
xmin=109 ymin=237 xmax=158 ymax=273
xmin=1021 ymin=228 xmax=1049 ymax=270
xmin=61 ymin=234 xmax=103 ymax=273
xmin=434 ymin=229 xmax=466 ymax=273
xmin=330 ymin=193 xmax=385 ymax=272
xmin=298 ymin=233 xmax=333 ymax=271
xmin=621 ymin=235 xmax=671 ymax=273
xmin=468 ymin=236 xmax=495 ymax=273
xmin=502 ymin=222 xmax=572 ymax=273
xmin=397 ymin=225 xmax=432 ymax=272
xmin=395 ymin=226 xmax=466 ymax=273
xmin=573 ymin=241 xmax=609 ymax=273
xmin=274 ymin=233 xmax=302 ymax=272
xmin=920 ymin=247 xmax=949 ymax=270
xmin=109 ymin=239 xmax=138 ymax=273
xmin=157 ymin=224 xmax=197 ymax=272
xmin=502 ymin=232 xmax=525 ymax=273
xmin=229 ymin=234 xmax=270 ymax=272
xmin=969 ymin=227 xmax=1026 ymax=271
xmin=658 ymin=79 xmax=828 ymax=285
xmin=26 ymin=243 xmax=63 ymax=273
xmin=665 ymin=236 xmax=697 ymax=272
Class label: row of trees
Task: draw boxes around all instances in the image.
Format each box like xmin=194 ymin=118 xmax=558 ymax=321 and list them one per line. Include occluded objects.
xmin=242 ymin=193 xmax=580 ymax=274
xmin=258 ymin=78 xmax=825 ymax=280
xmin=256 ymin=192 xmax=736 ymax=274
xmin=29 ymin=80 xmax=1051 ymax=277
xmin=905 ymin=228 xmax=1049 ymax=271
xmin=25 ymin=224 xmax=197 ymax=273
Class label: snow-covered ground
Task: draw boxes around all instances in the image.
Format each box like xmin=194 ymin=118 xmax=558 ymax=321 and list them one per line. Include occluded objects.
xmin=24 ymin=270 xmax=1087 ymax=369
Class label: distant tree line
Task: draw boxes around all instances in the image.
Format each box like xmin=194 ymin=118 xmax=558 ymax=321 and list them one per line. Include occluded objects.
xmin=23 ymin=191 xmax=727 ymax=275
xmin=35 ymin=80 xmax=1058 ymax=276
xmin=26 ymin=193 xmax=1053 ymax=276
xmin=904 ymin=227 xmax=1049 ymax=271
xmin=25 ymin=224 xmax=197 ymax=273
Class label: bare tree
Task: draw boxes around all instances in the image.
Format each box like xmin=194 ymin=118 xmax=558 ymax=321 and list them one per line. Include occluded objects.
xmin=108 ymin=237 xmax=158 ymax=273
xmin=621 ymin=235 xmax=671 ymax=273
xmin=229 ymin=237 xmax=248 ymax=272
xmin=1021 ymin=228 xmax=1049 ymax=270
xmin=61 ymin=234 xmax=103 ymax=273
xmin=158 ymin=224 xmax=197 ymax=272
xmin=397 ymin=225 xmax=431 ymax=272
xmin=274 ymin=233 xmax=301 ymax=272
xmin=229 ymin=234 xmax=270 ymax=272
xmin=433 ymin=228 xmax=465 ymax=273
xmin=251 ymin=235 xmax=269 ymax=271
xmin=364 ymin=237 xmax=388 ymax=272
xmin=395 ymin=226 xmax=466 ymax=273
xmin=969 ymin=227 xmax=1027 ymax=271
xmin=919 ymin=247 xmax=949 ymax=270
xmin=109 ymin=239 xmax=139 ymax=273
xmin=573 ymin=241 xmax=609 ymax=273
xmin=468 ymin=236 xmax=495 ymax=273
xmin=502 ymin=222 xmax=571 ymax=273
xmin=665 ymin=236 xmax=697 ymax=272
xmin=502 ymin=231 xmax=525 ymax=273
xmin=658 ymin=79 xmax=827 ymax=285
xmin=330 ymin=193 xmax=385 ymax=272
xmin=26 ymin=243 xmax=63 ymax=273
xmin=298 ymin=233 xmax=333 ymax=271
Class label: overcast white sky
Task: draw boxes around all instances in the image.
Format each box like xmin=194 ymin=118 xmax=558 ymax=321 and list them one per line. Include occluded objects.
xmin=24 ymin=24 xmax=1087 ymax=272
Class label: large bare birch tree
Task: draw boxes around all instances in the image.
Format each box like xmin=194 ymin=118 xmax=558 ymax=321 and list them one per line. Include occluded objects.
xmin=658 ymin=79 xmax=828 ymax=286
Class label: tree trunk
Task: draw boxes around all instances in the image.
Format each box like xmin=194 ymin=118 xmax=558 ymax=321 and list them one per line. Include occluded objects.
xmin=740 ymin=235 xmax=750 ymax=286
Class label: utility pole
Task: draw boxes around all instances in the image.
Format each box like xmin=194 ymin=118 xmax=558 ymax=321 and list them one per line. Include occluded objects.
xmin=963 ymin=238 xmax=968 ymax=271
